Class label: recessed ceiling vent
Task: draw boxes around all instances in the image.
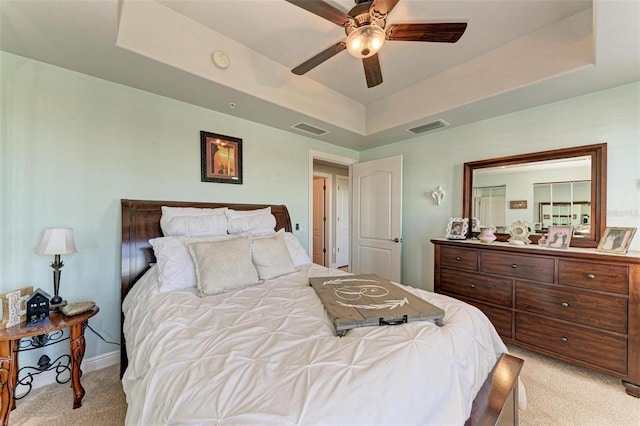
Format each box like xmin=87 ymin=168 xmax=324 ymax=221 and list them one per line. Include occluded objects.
xmin=407 ymin=119 xmax=449 ymax=135
xmin=291 ymin=122 xmax=329 ymax=136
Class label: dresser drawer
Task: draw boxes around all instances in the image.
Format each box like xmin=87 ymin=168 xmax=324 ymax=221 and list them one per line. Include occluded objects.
xmin=558 ymin=260 xmax=629 ymax=294
xmin=440 ymin=269 xmax=512 ymax=306
xmin=457 ymin=297 xmax=513 ymax=339
xmin=481 ymin=252 xmax=554 ymax=282
xmin=516 ymin=313 xmax=627 ymax=374
xmin=440 ymin=246 xmax=478 ymax=271
xmin=515 ymin=281 xmax=628 ymax=334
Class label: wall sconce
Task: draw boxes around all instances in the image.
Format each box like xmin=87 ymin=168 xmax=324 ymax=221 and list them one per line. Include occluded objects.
xmin=431 ymin=186 xmax=446 ymax=205
xmin=35 ymin=228 xmax=77 ymax=308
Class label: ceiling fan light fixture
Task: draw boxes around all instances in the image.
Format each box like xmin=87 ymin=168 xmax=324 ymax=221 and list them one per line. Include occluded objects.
xmin=346 ymin=24 xmax=385 ymax=58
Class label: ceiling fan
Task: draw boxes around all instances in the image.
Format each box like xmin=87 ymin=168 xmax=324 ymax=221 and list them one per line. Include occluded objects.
xmin=286 ymin=0 xmax=467 ymax=88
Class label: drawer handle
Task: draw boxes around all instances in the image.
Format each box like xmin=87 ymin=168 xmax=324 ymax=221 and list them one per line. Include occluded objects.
xmin=470 ymin=284 xmax=476 ymax=289
xmin=510 ymin=264 xmax=518 ymax=269
xmin=586 ymin=273 xmax=596 ymax=280
xmin=561 ymin=336 xmax=569 ymax=343
xmin=455 ymin=256 xmax=462 ymax=261
xmin=561 ymin=302 xmax=569 ymax=308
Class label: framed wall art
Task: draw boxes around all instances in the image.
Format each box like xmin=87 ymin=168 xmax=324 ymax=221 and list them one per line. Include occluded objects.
xmin=446 ymin=217 xmax=468 ymax=240
xmin=597 ymin=227 xmax=637 ymax=254
xmin=509 ymin=200 xmax=528 ymax=209
xmin=200 ymin=131 xmax=243 ymax=184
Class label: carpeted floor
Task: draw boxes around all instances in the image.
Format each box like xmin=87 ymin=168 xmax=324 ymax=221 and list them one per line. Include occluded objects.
xmin=510 ymin=344 xmax=640 ymax=426
xmin=9 ymin=345 xmax=640 ymax=425
xmin=11 ymin=364 xmax=126 ymax=426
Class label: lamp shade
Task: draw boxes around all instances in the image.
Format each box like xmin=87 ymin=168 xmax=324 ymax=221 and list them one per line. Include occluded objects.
xmin=36 ymin=228 xmax=77 ymax=255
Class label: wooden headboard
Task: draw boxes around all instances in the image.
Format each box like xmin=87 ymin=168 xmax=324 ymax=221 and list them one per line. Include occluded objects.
xmin=121 ymin=199 xmax=292 ymax=301
xmin=120 ymin=199 xmax=292 ymax=374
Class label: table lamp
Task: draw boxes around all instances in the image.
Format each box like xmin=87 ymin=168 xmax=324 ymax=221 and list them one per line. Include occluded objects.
xmin=35 ymin=228 xmax=77 ymax=306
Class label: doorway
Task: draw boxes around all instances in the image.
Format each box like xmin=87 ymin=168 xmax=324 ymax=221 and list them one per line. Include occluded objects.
xmin=309 ymin=151 xmax=355 ymax=270
xmin=308 ymin=151 xmax=403 ymax=281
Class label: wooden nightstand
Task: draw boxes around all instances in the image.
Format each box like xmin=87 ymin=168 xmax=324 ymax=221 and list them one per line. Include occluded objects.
xmin=0 ymin=307 xmax=99 ymax=426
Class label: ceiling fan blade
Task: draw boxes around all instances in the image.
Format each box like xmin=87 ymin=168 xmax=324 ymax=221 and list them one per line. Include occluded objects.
xmin=371 ymin=0 xmax=400 ymax=17
xmin=386 ymin=23 xmax=468 ymax=43
xmin=285 ymin=0 xmax=350 ymax=27
xmin=292 ymin=42 xmax=347 ymax=75
xmin=363 ymin=54 xmax=383 ymax=88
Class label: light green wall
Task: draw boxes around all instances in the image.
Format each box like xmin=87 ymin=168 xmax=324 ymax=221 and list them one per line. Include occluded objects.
xmin=0 ymin=51 xmax=358 ymax=364
xmin=360 ymin=82 xmax=640 ymax=291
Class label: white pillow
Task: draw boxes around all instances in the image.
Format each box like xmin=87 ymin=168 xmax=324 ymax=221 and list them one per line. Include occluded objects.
xmin=284 ymin=232 xmax=312 ymax=268
xmin=150 ymin=234 xmax=234 ymax=293
xmin=187 ymin=235 xmax=260 ymax=296
xmin=160 ymin=206 xmax=228 ymax=237
xmin=252 ymin=230 xmax=296 ymax=280
xmin=226 ymin=207 xmax=276 ymax=235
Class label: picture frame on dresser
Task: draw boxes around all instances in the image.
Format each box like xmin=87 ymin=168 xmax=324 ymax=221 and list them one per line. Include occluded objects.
xmin=597 ymin=227 xmax=637 ymax=254
xmin=446 ymin=217 xmax=468 ymax=240
xmin=546 ymin=226 xmax=574 ymax=249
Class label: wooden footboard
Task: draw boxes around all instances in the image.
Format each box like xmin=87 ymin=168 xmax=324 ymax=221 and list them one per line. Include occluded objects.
xmin=466 ymin=353 xmax=524 ymax=426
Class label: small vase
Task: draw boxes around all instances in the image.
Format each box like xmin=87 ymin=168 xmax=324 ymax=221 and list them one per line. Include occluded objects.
xmin=478 ymin=229 xmax=497 ymax=244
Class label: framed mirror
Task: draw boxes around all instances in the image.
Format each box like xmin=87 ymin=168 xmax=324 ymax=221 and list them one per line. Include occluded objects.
xmin=463 ymin=143 xmax=607 ymax=248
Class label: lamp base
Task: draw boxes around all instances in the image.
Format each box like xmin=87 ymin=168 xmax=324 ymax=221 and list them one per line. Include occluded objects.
xmin=49 ymin=299 xmax=67 ymax=312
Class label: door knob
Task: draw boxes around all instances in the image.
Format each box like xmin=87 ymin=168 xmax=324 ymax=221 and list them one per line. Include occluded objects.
xmin=391 ymin=237 xmax=402 ymax=243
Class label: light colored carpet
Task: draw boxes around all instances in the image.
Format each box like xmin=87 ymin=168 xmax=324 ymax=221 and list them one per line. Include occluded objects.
xmin=9 ymin=346 xmax=640 ymax=425
xmin=509 ymin=344 xmax=640 ymax=426
xmin=11 ymin=364 xmax=126 ymax=426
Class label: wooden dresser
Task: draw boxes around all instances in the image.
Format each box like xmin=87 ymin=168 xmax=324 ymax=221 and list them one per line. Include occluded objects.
xmin=432 ymin=238 xmax=640 ymax=397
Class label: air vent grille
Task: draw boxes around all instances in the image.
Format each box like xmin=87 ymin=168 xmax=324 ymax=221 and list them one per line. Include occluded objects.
xmin=292 ymin=122 xmax=329 ymax=136
xmin=407 ymin=119 xmax=449 ymax=135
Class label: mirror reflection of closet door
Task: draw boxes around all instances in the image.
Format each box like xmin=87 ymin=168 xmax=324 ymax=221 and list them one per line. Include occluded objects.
xmin=473 ymin=186 xmax=506 ymax=228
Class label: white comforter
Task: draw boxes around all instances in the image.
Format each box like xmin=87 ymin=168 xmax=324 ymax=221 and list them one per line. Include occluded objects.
xmin=122 ymin=264 xmax=509 ymax=426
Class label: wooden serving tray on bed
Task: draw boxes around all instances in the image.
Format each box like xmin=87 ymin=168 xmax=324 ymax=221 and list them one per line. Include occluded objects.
xmin=309 ymin=274 xmax=444 ymax=336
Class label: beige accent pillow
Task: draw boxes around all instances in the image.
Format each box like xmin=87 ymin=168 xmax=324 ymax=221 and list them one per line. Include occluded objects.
xmin=150 ymin=234 xmax=236 ymax=293
xmin=187 ymin=235 xmax=260 ymax=296
xmin=252 ymin=229 xmax=295 ymax=280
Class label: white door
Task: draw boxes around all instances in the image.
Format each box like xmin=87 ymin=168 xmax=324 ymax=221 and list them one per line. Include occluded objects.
xmin=312 ymin=177 xmax=326 ymax=265
xmin=352 ymin=155 xmax=402 ymax=282
xmin=335 ymin=175 xmax=350 ymax=268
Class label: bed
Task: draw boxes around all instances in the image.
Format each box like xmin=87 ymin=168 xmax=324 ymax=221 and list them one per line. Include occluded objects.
xmin=120 ymin=199 xmax=524 ymax=425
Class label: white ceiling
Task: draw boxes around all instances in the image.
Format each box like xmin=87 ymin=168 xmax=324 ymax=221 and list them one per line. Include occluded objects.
xmin=1 ymin=0 xmax=639 ymax=151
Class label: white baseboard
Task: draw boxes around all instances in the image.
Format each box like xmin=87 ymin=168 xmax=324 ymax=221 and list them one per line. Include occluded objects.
xmin=21 ymin=350 xmax=119 ymax=392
